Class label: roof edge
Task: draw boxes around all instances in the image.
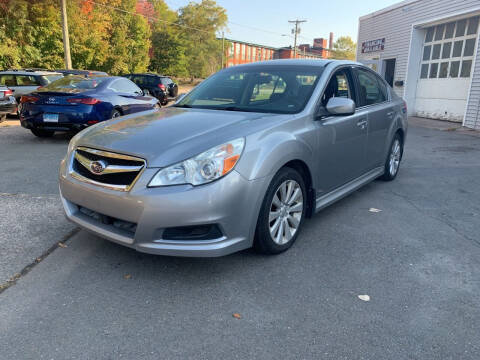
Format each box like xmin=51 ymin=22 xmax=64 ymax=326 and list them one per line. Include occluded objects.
xmin=359 ymin=0 xmax=420 ymax=21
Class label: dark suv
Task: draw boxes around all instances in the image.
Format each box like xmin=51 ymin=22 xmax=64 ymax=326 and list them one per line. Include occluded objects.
xmin=123 ymin=73 xmax=178 ymax=106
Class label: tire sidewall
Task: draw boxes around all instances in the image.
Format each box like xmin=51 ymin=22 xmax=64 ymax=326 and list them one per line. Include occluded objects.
xmin=383 ymin=134 xmax=403 ymax=181
xmin=255 ymin=167 xmax=307 ymax=254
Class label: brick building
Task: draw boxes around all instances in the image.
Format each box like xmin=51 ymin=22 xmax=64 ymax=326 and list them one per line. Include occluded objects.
xmin=224 ymin=36 xmax=332 ymax=68
xmin=225 ymin=39 xmax=277 ymax=67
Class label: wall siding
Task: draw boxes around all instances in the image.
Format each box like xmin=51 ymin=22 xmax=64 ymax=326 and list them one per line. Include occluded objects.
xmin=357 ymin=0 xmax=480 ymax=129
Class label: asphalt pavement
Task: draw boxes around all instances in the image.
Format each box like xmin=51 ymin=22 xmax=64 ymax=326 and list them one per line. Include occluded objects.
xmin=0 ymin=119 xmax=479 ymax=359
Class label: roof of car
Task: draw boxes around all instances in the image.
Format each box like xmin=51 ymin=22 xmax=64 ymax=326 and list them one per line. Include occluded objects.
xmin=230 ymin=59 xmax=360 ymax=68
xmin=126 ymin=73 xmax=171 ymax=78
xmin=0 ymin=69 xmax=62 ymax=76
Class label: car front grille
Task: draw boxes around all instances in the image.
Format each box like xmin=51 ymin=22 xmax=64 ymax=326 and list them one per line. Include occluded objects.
xmin=70 ymin=147 xmax=146 ymax=191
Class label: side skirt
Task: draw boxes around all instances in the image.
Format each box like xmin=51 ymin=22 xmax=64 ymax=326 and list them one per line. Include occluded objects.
xmin=315 ymin=167 xmax=384 ymax=213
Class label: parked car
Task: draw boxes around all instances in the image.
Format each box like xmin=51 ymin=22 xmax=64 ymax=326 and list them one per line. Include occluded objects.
xmin=123 ymin=73 xmax=178 ymax=106
xmin=0 ymin=69 xmax=63 ymax=102
xmin=59 ymin=60 xmax=407 ymax=257
xmin=0 ymin=85 xmax=17 ymax=122
xmin=20 ymin=76 xmax=159 ymax=137
xmin=56 ymin=69 xmax=108 ymax=77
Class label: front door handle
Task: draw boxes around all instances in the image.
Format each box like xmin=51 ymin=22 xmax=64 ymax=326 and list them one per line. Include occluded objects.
xmin=357 ymin=119 xmax=367 ymax=129
xmin=387 ymin=111 xmax=394 ymax=118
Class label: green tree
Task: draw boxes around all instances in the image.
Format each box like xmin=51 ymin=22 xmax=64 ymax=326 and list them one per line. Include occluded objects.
xmin=177 ymin=0 xmax=227 ymax=79
xmin=148 ymin=0 xmax=188 ymax=76
xmin=100 ymin=0 xmax=151 ymax=74
xmin=0 ymin=0 xmax=63 ymax=69
xmin=330 ymin=36 xmax=357 ymax=60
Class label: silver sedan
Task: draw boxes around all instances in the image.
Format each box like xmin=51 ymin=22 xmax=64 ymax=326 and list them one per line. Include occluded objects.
xmin=59 ymin=59 xmax=407 ymax=257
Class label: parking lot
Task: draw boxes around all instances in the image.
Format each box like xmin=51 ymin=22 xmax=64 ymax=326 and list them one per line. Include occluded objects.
xmin=1 ymin=119 xmax=479 ymax=359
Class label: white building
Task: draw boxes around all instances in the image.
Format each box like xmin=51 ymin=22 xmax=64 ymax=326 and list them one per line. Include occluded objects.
xmin=357 ymin=0 xmax=480 ymax=129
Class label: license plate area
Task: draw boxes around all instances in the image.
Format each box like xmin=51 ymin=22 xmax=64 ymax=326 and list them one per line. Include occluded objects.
xmin=43 ymin=113 xmax=59 ymax=122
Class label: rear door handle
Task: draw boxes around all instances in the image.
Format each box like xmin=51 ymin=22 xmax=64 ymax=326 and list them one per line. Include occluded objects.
xmin=357 ymin=119 xmax=367 ymax=129
xmin=387 ymin=111 xmax=394 ymax=118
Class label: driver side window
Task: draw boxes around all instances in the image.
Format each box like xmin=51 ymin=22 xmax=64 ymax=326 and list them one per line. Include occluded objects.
xmin=321 ymin=69 xmax=354 ymax=107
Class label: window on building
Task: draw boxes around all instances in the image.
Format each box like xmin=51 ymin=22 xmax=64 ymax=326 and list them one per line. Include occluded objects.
xmin=420 ymin=64 xmax=429 ymax=79
xmin=461 ymin=60 xmax=472 ymax=77
xmin=434 ymin=24 xmax=445 ymax=41
xmin=432 ymin=44 xmax=441 ymax=59
xmin=439 ymin=62 xmax=449 ymax=78
xmin=423 ymin=45 xmax=432 ymax=60
xmin=420 ymin=16 xmax=478 ymax=80
xmin=445 ymin=22 xmax=455 ymax=39
xmin=442 ymin=42 xmax=452 ymax=58
xmin=450 ymin=61 xmax=460 ymax=77
xmin=425 ymin=27 xmax=435 ymax=42
xmin=464 ymin=38 xmax=476 ymax=57
xmin=456 ymin=19 xmax=467 ymax=37
xmin=467 ymin=16 xmax=479 ymax=35
xmin=429 ymin=63 xmax=439 ymax=78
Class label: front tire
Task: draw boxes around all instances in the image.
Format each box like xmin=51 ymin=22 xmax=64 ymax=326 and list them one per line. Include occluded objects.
xmin=254 ymin=167 xmax=307 ymax=255
xmin=31 ymin=128 xmax=55 ymax=138
xmin=381 ymin=133 xmax=403 ymax=181
xmin=0 ymin=114 xmax=5 ymax=123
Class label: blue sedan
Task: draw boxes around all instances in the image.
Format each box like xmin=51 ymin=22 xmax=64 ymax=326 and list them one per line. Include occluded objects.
xmin=20 ymin=76 xmax=159 ymax=137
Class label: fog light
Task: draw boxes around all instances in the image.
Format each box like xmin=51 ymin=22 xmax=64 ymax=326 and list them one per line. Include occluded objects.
xmin=162 ymin=224 xmax=223 ymax=241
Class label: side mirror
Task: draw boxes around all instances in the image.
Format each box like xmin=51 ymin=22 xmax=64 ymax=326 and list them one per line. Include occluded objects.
xmin=142 ymin=89 xmax=151 ymax=96
xmin=325 ymin=97 xmax=356 ymax=116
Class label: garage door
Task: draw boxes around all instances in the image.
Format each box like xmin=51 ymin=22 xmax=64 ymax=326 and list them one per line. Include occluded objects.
xmin=416 ymin=16 xmax=479 ymax=122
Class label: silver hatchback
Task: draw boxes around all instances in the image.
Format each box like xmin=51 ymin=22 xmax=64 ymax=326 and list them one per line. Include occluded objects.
xmin=59 ymin=60 xmax=407 ymax=257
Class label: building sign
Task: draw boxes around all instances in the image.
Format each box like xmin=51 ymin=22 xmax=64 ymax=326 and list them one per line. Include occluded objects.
xmin=362 ymin=38 xmax=385 ymax=53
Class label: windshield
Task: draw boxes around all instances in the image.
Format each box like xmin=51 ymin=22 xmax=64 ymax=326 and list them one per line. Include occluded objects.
xmin=38 ymin=76 xmax=109 ymax=93
xmin=175 ymin=65 xmax=323 ymax=114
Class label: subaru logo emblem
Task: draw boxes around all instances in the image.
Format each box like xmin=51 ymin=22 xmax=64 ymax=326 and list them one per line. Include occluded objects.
xmin=48 ymin=97 xmax=56 ymax=103
xmin=90 ymin=160 xmax=107 ymax=175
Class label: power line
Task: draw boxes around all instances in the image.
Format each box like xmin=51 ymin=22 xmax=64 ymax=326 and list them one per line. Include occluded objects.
xmin=83 ymin=0 xmax=212 ymax=34
xmin=83 ymin=0 xmax=294 ymax=41
xmin=288 ymin=19 xmax=306 ymax=57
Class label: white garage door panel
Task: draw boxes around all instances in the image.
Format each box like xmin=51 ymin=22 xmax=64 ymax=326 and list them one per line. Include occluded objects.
xmin=415 ymin=16 xmax=479 ymax=122
xmin=415 ymin=98 xmax=466 ymax=122
xmin=416 ymin=79 xmax=471 ymax=100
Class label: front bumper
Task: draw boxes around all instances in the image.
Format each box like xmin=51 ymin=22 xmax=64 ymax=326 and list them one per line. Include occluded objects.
xmin=59 ymin=159 xmax=269 ymax=257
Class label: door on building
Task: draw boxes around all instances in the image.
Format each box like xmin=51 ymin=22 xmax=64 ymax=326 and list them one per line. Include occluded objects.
xmin=383 ymin=58 xmax=396 ymax=87
xmin=358 ymin=59 xmax=384 ymax=75
xmin=416 ymin=16 xmax=479 ymax=122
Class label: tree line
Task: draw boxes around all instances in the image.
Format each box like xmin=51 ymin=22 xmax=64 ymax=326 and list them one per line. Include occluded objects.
xmin=0 ymin=0 xmax=227 ymax=78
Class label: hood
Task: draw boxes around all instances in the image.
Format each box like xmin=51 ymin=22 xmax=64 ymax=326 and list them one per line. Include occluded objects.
xmin=73 ymin=107 xmax=281 ymax=167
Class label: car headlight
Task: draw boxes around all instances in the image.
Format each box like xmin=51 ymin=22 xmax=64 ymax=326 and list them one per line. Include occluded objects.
xmin=148 ymin=138 xmax=245 ymax=187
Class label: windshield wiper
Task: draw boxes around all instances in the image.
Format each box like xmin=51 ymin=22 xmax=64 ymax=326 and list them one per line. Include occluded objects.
xmin=173 ymin=104 xmax=192 ymax=108
xmin=214 ymin=106 xmax=258 ymax=112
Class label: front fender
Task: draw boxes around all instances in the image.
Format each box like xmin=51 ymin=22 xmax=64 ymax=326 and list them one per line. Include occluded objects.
xmin=236 ymin=130 xmax=315 ymax=181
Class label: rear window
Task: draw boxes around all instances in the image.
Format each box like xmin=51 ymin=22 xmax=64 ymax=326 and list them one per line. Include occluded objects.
xmin=38 ymin=76 xmax=109 ymax=93
xmin=42 ymin=75 xmax=64 ymax=84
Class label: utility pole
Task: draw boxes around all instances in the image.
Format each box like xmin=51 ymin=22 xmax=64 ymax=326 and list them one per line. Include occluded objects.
xmin=60 ymin=0 xmax=72 ymax=69
xmin=221 ymin=31 xmax=225 ymax=68
xmin=288 ymin=19 xmax=306 ymax=58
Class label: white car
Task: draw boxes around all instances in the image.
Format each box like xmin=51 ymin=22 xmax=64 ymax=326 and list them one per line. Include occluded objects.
xmin=0 ymin=69 xmax=63 ymax=103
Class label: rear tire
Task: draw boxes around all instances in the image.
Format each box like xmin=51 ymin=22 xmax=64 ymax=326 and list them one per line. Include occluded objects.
xmin=254 ymin=167 xmax=307 ymax=255
xmin=111 ymin=109 xmax=121 ymax=119
xmin=381 ymin=133 xmax=403 ymax=181
xmin=31 ymin=128 xmax=54 ymax=138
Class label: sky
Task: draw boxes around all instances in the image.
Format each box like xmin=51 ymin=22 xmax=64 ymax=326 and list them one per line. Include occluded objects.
xmin=164 ymin=0 xmax=401 ymax=47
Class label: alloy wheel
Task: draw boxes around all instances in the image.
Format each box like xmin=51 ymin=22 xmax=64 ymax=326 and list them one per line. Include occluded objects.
xmin=269 ymin=180 xmax=304 ymax=245
xmin=389 ymin=139 xmax=401 ymax=176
